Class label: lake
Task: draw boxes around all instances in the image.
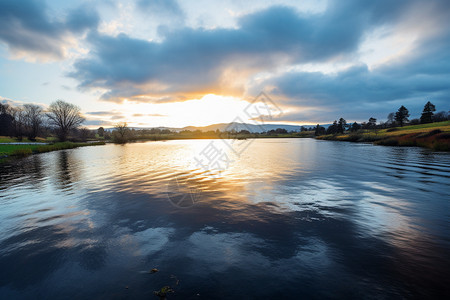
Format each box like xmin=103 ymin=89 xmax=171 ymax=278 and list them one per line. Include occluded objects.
xmin=0 ymin=138 xmax=449 ymax=299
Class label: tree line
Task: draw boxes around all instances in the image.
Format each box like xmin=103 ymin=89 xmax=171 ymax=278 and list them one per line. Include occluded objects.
xmin=95 ymin=123 xmax=303 ymax=144
xmin=100 ymin=101 xmax=448 ymax=143
xmin=0 ymin=100 xmax=89 ymax=142
xmin=314 ymin=101 xmax=448 ymax=136
xmin=2 ymin=99 xmax=446 ymax=143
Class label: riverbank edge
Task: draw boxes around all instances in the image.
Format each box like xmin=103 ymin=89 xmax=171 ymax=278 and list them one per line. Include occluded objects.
xmin=315 ymin=130 xmax=449 ymax=151
xmin=0 ymin=142 xmax=106 ymax=163
xmin=135 ymin=133 xmax=449 ymax=151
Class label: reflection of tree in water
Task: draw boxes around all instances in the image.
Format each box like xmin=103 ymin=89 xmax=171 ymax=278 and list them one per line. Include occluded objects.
xmin=27 ymin=155 xmax=45 ymax=188
xmin=55 ymin=150 xmax=81 ymax=191
xmin=57 ymin=151 xmax=71 ymax=188
xmin=389 ymin=147 xmax=409 ymax=162
xmin=0 ymin=155 xmax=45 ymax=190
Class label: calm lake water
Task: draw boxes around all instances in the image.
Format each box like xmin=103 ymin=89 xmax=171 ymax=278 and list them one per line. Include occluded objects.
xmin=1 ymin=138 xmax=449 ymax=299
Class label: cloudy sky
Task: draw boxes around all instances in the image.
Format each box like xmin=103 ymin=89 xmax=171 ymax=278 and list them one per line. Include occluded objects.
xmin=0 ymin=0 xmax=449 ymax=128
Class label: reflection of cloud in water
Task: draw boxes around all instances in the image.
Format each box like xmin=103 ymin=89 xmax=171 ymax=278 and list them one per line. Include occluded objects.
xmin=186 ymin=228 xmax=333 ymax=277
xmin=187 ymin=230 xmax=270 ymax=273
xmin=1 ymin=139 xmax=449 ymax=298
xmin=275 ymin=237 xmax=333 ymax=277
xmin=133 ymin=227 xmax=174 ymax=256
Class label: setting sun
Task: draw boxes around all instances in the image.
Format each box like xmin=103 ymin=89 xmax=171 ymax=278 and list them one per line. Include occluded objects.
xmin=93 ymin=93 xmax=291 ymax=129
xmin=130 ymin=94 xmax=254 ymax=128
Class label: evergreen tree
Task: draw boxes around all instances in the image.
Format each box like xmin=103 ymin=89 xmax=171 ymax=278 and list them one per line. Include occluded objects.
xmin=350 ymin=122 xmax=361 ymax=132
xmin=337 ymin=118 xmax=347 ymax=134
xmin=395 ymin=106 xmax=409 ymax=127
xmin=314 ymin=124 xmax=326 ymax=136
xmin=368 ymin=117 xmax=377 ymax=128
xmin=0 ymin=103 xmax=14 ymax=136
xmin=326 ymin=120 xmax=338 ymax=135
xmin=420 ymin=101 xmax=436 ymax=124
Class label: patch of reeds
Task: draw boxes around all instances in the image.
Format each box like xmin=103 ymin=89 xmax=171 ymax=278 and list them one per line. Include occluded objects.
xmin=11 ymin=148 xmax=33 ymax=157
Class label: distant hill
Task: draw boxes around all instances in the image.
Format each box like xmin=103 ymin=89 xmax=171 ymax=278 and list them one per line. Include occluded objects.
xmin=107 ymin=122 xmax=330 ymax=132
xmin=181 ymin=122 xmax=312 ymax=133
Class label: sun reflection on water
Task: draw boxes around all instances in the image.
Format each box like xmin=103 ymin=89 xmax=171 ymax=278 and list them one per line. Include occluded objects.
xmin=0 ymin=138 xmax=449 ymax=298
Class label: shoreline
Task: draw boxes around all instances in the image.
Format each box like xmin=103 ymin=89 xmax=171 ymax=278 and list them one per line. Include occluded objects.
xmin=0 ymin=141 xmax=105 ymax=163
xmin=315 ymin=122 xmax=450 ymax=151
xmin=1 ymin=121 xmax=449 ymax=163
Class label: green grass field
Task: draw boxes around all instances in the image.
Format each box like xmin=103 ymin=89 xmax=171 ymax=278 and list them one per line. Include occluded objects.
xmin=317 ymin=121 xmax=450 ymax=151
xmin=0 ymin=144 xmax=41 ymax=156
xmin=379 ymin=120 xmax=450 ymax=134
xmin=0 ymin=141 xmax=105 ymax=157
xmin=0 ymin=136 xmax=57 ymax=143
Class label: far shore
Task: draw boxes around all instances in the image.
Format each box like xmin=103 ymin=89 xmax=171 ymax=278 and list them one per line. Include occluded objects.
xmin=122 ymin=120 xmax=450 ymax=151
xmin=316 ymin=121 xmax=449 ymax=151
xmin=1 ymin=121 xmax=449 ymax=163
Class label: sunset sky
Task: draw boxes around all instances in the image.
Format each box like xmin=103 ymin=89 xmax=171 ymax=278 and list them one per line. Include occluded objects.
xmin=0 ymin=0 xmax=449 ymax=128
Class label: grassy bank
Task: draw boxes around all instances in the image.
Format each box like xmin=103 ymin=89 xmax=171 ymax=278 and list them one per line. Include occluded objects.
xmin=0 ymin=136 xmax=57 ymax=143
xmin=316 ymin=121 xmax=450 ymax=151
xmin=0 ymin=141 xmax=105 ymax=158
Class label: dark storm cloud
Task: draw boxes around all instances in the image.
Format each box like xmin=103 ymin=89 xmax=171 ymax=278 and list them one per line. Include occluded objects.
xmin=68 ymin=0 xmax=450 ymax=123
xmin=65 ymin=4 xmax=100 ymax=33
xmin=72 ymin=0 xmax=422 ymax=102
xmin=262 ymin=57 xmax=450 ymax=122
xmin=258 ymin=8 xmax=450 ymax=124
xmin=0 ymin=0 xmax=99 ymax=59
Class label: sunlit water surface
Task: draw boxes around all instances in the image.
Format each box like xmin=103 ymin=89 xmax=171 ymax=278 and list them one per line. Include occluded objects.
xmin=0 ymin=139 xmax=449 ymax=299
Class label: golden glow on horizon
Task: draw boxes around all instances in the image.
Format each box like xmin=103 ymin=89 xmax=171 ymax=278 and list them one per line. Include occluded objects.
xmin=96 ymin=94 xmax=261 ymax=128
xmin=86 ymin=93 xmax=312 ymax=129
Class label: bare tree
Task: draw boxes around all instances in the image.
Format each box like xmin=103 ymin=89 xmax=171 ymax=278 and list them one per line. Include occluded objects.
xmin=23 ymin=104 xmax=43 ymax=140
xmin=113 ymin=122 xmax=129 ymax=143
xmin=433 ymin=111 xmax=449 ymax=122
xmin=78 ymin=127 xmax=91 ymax=142
xmin=386 ymin=112 xmax=395 ymax=126
xmin=47 ymin=100 xmax=85 ymax=141
xmin=10 ymin=106 xmax=26 ymax=140
xmin=97 ymin=127 xmax=105 ymax=137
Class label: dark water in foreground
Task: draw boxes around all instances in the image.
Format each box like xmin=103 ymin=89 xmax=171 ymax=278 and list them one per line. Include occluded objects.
xmin=0 ymin=139 xmax=449 ymax=299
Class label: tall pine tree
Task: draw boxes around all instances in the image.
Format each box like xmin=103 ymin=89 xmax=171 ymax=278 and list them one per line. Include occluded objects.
xmin=420 ymin=101 xmax=436 ymax=124
xmin=395 ymin=106 xmax=409 ymax=127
